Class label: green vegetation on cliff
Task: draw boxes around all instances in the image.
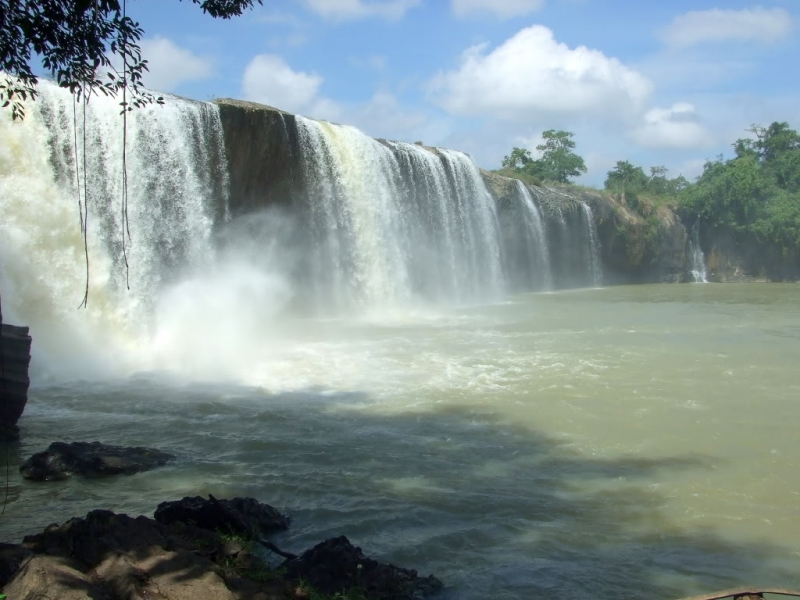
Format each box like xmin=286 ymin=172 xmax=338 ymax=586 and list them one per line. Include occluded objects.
xmin=604 ymin=161 xmax=689 ymax=209
xmin=497 ymin=122 xmax=800 ymax=275
xmin=501 ymin=130 xmax=587 ymax=184
xmin=680 ymin=122 xmax=800 ymax=253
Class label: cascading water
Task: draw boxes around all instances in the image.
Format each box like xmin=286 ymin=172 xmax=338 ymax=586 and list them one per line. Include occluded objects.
xmin=0 ymin=80 xmax=227 ymax=376
xmin=689 ymin=219 xmax=708 ymax=283
xmin=525 ymin=185 xmax=602 ymax=290
xmin=499 ymin=181 xmax=552 ymax=291
xmin=1 ymin=82 xmax=603 ymax=381
xmin=579 ymin=202 xmax=603 ymax=287
xmin=294 ymin=116 xmax=504 ymax=311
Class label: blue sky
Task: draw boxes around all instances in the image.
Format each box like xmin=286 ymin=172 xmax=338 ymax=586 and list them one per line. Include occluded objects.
xmin=124 ymin=0 xmax=799 ymax=185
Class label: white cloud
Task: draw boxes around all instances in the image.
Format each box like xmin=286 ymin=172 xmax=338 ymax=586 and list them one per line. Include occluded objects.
xmin=451 ymin=0 xmax=544 ymax=19
xmin=139 ymin=37 xmax=213 ymax=92
xmin=661 ymin=7 xmax=793 ymax=48
xmin=243 ymin=54 xmax=320 ymax=111
xmin=350 ymin=91 xmax=430 ymax=139
xmin=427 ymin=25 xmax=652 ymax=120
xmin=673 ymin=158 xmax=708 ymax=181
xmin=299 ymin=0 xmax=420 ymax=20
xmin=629 ymin=103 xmax=714 ymax=149
xmin=242 ymin=54 xmax=341 ymax=119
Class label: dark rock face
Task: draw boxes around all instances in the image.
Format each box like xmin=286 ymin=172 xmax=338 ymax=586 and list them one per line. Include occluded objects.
xmin=0 ymin=323 xmax=32 ymax=441
xmin=214 ymin=98 xmax=306 ymax=218
xmin=19 ymin=441 xmax=174 ymax=481
xmin=283 ymin=536 xmax=443 ymax=600
xmin=155 ymin=495 xmax=289 ymax=537
xmin=588 ymin=193 xmax=689 ymax=284
xmin=702 ymin=226 xmax=800 ymax=282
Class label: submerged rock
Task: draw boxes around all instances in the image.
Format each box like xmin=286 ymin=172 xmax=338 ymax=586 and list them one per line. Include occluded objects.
xmin=19 ymin=441 xmax=174 ymax=481
xmin=283 ymin=535 xmax=443 ymax=600
xmin=155 ymin=494 xmax=290 ymax=537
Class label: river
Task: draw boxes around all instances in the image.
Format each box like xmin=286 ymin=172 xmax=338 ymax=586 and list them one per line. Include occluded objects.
xmin=3 ymin=282 xmax=799 ymax=599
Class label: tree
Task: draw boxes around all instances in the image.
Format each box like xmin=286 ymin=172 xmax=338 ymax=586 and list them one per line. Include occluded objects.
xmin=647 ymin=165 xmax=669 ymax=195
xmin=748 ymin=122 xmax=800 ymax=192
xmin=534 ymin=130 xmax=587 ymax=183
xmin=500 ymin=131 xmax=587 ymax=184
xmin=502 ymin=147 xmax=534 ymax=171
xmin=604 ymin=160 xmax=648 ymax=194
xmin=1 ymin=0 xmax=262 ymax=120
xmin=668 ymin=174 xmax=690 ymax=194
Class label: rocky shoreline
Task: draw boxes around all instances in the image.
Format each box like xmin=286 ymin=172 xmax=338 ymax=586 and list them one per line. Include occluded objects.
xmin=0 ymin=495 xmax=443 ymax=600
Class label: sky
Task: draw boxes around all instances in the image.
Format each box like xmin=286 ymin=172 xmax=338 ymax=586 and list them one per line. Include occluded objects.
xmin=120 ymin=0 xmax=799 ymax=185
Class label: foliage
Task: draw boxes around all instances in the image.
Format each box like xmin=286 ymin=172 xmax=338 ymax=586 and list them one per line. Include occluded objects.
xmin=534 ymin=129 xmax=587 ymax=183
xmin=679 ymin=121 xmax=800 ymax=252
xmin=604 ymin=161 xmax=648 ymax=195
xmin=604 ymin=161 xmax=688 ymax=210
xmin=494 ymin=167 xmax=542 ymax=188
xmin=500 ymin=130 xmax=587 ymax=184
xmin=0 ymin=0 xmax=262 ymax=119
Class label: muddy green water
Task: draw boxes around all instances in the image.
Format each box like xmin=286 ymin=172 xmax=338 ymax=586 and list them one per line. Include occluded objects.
xmin=3 ymin=283 xmax=799 ymax=599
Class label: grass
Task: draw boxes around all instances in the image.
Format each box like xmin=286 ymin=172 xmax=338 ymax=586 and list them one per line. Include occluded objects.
xmin=493 ymin=167 xmax=543 ymax=187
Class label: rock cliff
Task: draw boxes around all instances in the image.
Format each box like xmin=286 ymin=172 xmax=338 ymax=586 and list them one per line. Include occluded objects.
xmin=213 ymin=98 xmax=792 ymax=285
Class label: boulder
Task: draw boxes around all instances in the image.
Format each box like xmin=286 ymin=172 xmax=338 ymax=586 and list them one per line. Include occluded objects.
xmin=155 ymin=494 xmax=289 ymax=537
xmin=1 ymin=502 xmax=443 ymax=600
xmin=5 ymin=509 xmax=248 ymax=600
xmin=19 ymin=441 xmax=174 ymax=481
xmin=283 ymin=536 xmax=443 ymax=600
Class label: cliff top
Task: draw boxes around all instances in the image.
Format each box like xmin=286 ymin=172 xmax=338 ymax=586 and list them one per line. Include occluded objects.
xmin=213 ymin=97 xmax=293 ymax=116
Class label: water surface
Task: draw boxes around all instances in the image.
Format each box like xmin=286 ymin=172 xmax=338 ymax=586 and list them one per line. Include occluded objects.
xmin=3 ymin=283 xmax=799 ymax=599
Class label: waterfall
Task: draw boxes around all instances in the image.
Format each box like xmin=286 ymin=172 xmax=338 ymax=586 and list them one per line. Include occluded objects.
xmin=689 ymin=219 xmax=708 ymax=283
xmin=579 ymin=202 xmax=602 ymax=287
xmin=294 ymin=116 xmax=504 ymax=311
xmin=0 ymin=80 xmax=227 ymax=374
xmin=1 ymin=83 xmax=609 ymax=379
xmin=526 ymin=185 xmax=602 ymax=289
xmin=499 ymin=181 xmax=552 ymax=291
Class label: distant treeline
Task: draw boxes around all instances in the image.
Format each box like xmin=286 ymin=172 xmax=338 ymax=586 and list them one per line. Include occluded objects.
xmin=499 ymin=122 xmax=800 ymax=253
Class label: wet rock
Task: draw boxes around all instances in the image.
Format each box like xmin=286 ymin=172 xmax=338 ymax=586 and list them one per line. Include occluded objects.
xmin=155 ymin=494 xmax=290 ymax=537
xmin=283 ymin=535 xmax=443 ymax=600
xmin=19 ymin=441 xmax=174 ymax=481
xmin=0 ymin=323 xmax=32 ymax=442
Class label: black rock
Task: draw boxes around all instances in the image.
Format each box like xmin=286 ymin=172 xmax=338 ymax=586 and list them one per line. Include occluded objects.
xmin=0 ymin=322 xmax=32 ymax=442
xmin=283 ymin=535 xmax=443 ymax=600
xmin=20 ymin=441 xmax=174 ymax=481
xmin=154 ymin=494 xmax=289 ymax=537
